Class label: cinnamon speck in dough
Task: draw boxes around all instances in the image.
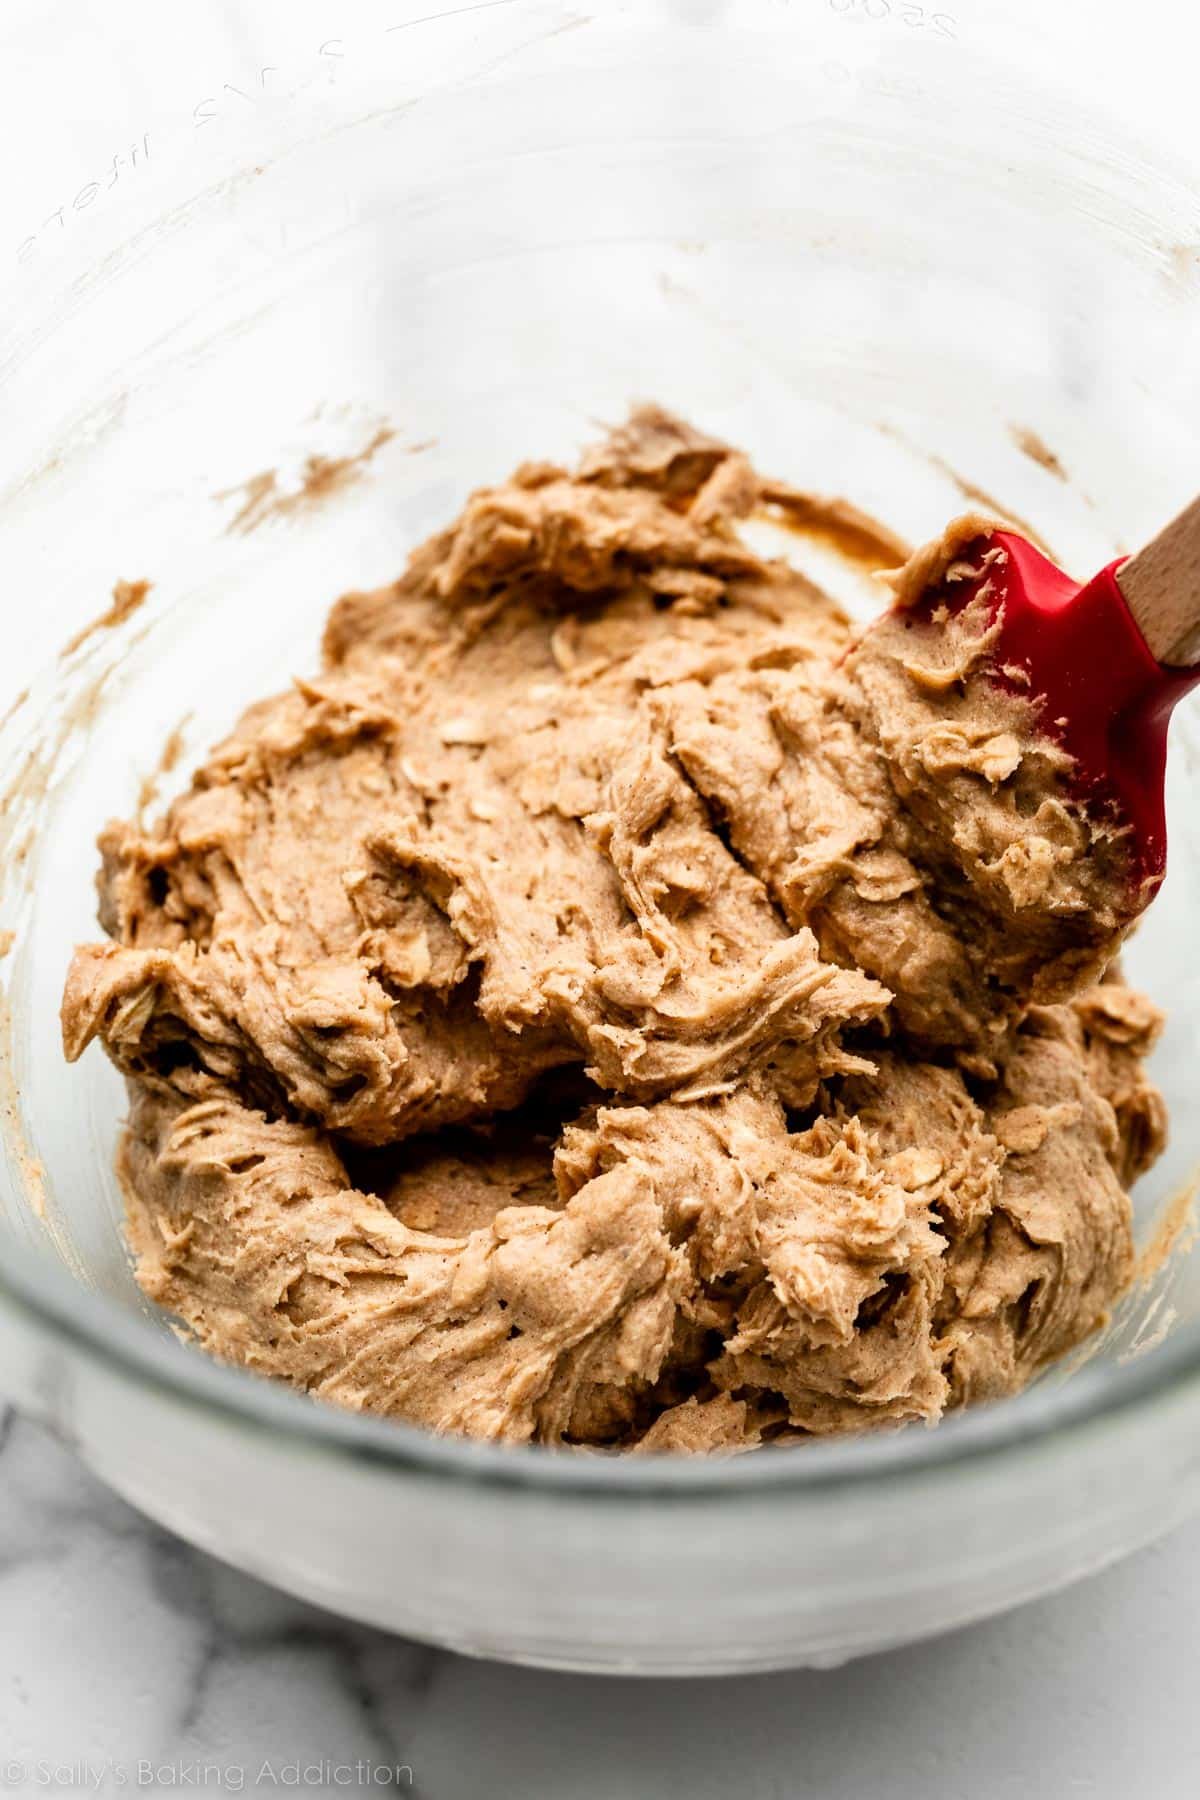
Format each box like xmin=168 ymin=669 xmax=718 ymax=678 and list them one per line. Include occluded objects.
xmin=61 ymin=409 xmax=1165 ymax=1451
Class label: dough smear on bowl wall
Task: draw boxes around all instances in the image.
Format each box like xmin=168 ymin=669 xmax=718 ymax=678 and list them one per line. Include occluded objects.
xmin=60 ymin=408 xmax=1167 ymax=1452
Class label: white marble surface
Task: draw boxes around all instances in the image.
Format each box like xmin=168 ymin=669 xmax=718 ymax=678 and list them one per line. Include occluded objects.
xmin=2 ymin=1402 xmax=1200 ymax=1798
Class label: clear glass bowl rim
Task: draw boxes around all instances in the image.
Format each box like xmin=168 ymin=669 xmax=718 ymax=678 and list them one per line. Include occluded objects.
xmin=4 ymin=1227 xmax=1199 ymax=1499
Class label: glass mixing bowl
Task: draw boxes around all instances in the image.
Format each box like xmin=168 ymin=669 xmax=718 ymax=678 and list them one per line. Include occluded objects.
xmin=2 ymin=0 xmax=1200 ymax=1674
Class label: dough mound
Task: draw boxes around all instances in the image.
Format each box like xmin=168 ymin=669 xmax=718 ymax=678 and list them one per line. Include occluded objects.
xmin=62 ymin=409 xmax=1165 ymax=1451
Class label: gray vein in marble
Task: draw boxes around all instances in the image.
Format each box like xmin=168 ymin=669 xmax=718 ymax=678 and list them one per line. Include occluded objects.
xmin=149 ymin=1523 xmax=437 ymax=1778
xmin=0 ymin=1414 xmax=439 ymax=1790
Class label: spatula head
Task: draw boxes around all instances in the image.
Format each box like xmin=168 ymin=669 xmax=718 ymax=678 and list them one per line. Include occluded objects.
xmin=896 ymin=529 xmax=1197 ymax=890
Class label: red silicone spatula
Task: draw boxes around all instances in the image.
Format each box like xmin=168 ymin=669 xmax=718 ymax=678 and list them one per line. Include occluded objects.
xmin=897 ymin=499 xmax=1200 ymax=892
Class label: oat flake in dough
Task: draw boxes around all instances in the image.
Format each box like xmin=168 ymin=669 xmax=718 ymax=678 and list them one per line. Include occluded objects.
xmin=62 ymin=408 xmax=1166 ymax=1451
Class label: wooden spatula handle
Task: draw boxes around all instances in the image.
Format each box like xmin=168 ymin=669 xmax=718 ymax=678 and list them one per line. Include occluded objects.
xmin=1116 ymin=496 xmax=1200 ymax=668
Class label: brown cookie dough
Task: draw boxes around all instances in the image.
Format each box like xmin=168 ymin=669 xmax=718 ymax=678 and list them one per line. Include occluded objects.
xmin=62 ymin=408 xmax=1166 ymax=1451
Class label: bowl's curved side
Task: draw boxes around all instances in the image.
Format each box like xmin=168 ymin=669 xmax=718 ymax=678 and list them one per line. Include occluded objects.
xmin=4 ymin=1260 xmax=1200 ymax=1673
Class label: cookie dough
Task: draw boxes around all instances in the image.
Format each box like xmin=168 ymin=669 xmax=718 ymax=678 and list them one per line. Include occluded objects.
xmin=62 ymin=409 xmax=1166 ymax=1450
